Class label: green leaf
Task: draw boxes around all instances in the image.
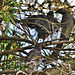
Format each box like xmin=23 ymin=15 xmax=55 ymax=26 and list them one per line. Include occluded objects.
xmin=8 ymin=8 xmax=18 ymax=13
xmin=1 ymin=9 xmax=5 ymax=20
xmin=8 ymin=13 xmax=16 ymax=18
xmin=5 ymin=17 xmax=9 ymax=33
xmin=7 ymin=3 xmax=14 ymax=6
xmin=7 ymin=17 xmax=9 ymax=27
xmin=5 ymin=13 xmax=7 ymax=23
xmin=8 ymin=0 xmax=11 ymax=1
xmin=12 ymin=0 xmax=22 ymax=9
xmin=7 ymin=17 xmax=9 ymax=24
xmin=9 ymin=16 xmax=16 ymax=26
xmin=20 ymin=0 xmax=23 ymax=3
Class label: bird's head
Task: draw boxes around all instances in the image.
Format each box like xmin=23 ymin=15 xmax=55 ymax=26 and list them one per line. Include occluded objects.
xmin=55 ymin=9 xmax=67 ymax=14
xmin=35 ymin=43 xmax=42 ymax=50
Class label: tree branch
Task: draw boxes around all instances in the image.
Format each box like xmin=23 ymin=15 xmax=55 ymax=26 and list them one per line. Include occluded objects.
xmin=0 ymin=36 xmax=34 ymax=44
xmin=0 ymin=57 xmax=25 ymax=63
xmin=0 ymin=70 xmax=29 ymax=74
xmin=0 ymin=45 xmax=33 ymax=56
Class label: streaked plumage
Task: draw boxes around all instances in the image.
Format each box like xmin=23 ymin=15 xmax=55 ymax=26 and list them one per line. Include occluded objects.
xmin=25 ymin=43 xmax=42 ymax=70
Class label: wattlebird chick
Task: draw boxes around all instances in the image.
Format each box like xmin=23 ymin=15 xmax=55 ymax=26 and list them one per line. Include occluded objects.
xmin=24 ymin=43 xmax=42 ymax=71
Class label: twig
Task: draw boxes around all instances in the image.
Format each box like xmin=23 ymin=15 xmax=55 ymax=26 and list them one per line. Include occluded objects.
xmin=42 ymin=55 xmax=62 ymax=66
xmin=0 ymin=70 xmax=29 ymax=74
xmin=0 ymin=57 xmax=25 ymax=63
xmin=0 ymin=70 xmax=16 ymax=74
xmin=26 ymin=17 xmax=73 ymax=25
xmin=0 ymin=45 xmax=33 ymax=56
xmin=0 ymin=36 xmax=34 ymax=44
xmin=47 ymin=40 xmax=75 ymax=45
xmin=16 ymin=70 xmax=27 ymax=75
xmin=27 ymin=22 xmax=50 ymax=34
xmin=11 ymin=53 xmax=24 ymax=57
xmin=56 ymin=67 xmax=69 ymax=75
xmin=20 ymin=21 xmax=34 ymax=42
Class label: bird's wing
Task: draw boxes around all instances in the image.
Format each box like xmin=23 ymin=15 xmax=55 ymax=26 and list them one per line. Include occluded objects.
xmin=25 ymin=48 xmax=41 ymax=62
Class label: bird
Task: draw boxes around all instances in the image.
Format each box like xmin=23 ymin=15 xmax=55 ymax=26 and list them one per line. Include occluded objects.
xmin=24 ymin=43 xmax=42 ymax=71
xmin=49 ymin=9 xmax=74 ymax=65
xmin=26 ymin=11 xmax=59 ymax=40
xmin=52 ymin=9 xmax=74 ymax=62
xmin=55 ymin=8 xmax=74 ymax=48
